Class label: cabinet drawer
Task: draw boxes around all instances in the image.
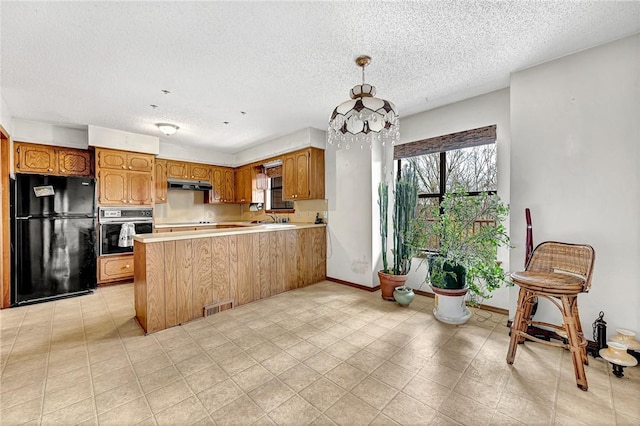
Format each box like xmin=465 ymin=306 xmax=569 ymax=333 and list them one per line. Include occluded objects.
xmin=98 ymin=254 xmax=134 ymax=283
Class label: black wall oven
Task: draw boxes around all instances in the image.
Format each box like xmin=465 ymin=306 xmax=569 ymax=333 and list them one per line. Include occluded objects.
xmin=98 ymin=207 xmax=153 ymax=256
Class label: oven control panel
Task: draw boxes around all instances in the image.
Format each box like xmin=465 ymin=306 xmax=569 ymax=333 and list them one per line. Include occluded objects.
xmin=98 ymin=206 xmax=153 ymax=222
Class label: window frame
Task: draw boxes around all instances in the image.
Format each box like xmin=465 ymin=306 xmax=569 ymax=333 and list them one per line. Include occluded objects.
xmin=265 ymin=175 xmax=294 ymax=213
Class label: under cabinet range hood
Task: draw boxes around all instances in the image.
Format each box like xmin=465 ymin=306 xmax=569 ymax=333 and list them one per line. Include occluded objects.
xmin=167 ymin=178 xmax=213 ymax=191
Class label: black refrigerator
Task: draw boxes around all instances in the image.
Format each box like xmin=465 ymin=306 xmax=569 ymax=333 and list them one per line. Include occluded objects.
xmin=11 ymin=174 xmax=97 ymax=305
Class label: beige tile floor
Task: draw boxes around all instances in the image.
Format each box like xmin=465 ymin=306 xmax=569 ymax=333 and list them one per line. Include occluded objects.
xmin=1 ymin=281 xmax=638 ymax=425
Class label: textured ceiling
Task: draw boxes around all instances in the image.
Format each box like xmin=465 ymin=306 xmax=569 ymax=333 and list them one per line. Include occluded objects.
xmin=2 ymin=1 xmax=639 ymax=153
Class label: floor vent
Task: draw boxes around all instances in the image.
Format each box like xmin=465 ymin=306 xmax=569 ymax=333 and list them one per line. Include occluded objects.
xmin=203 ymin=299 xmax=234 ymax=317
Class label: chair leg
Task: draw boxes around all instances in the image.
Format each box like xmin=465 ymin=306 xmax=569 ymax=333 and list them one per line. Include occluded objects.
xmin=561 ymin=296 xmax=588 ymax=391
xmin=572 ymin=302 xmax=589 ymax=366
xmin=519 ymin=289 xmax=535 ymax=344
xmin=507 ymin=287 xmax=528 ymax=364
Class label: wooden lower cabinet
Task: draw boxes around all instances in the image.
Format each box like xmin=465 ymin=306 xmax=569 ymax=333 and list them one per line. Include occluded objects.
xmin=134 ymin=226 xmax=326 ymax=333
xmin=98 ymin=254 xmax=134 ymax=284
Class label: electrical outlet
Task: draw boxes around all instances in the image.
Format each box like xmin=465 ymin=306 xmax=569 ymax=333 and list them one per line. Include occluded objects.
xmin=295 ymin=211 xmax=301 ymax=217
xmin=307 ymin=211 xmax=311 ymax=217
xmin=323 ymin=211 xmax=328 ymax=218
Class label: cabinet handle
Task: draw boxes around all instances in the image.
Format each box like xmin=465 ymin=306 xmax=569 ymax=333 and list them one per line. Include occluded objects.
xmin=121 ymin=199 xmax=127 ymax=203
xmin=122 ymin=165 xmax=126 ymax=169
xmin=129 ymin=166 xmax=132 ymax=170
xmin=61 ymin=169 xmax=66 ymax=173
xmin=124 ymin=264 xmax=130 ymax=268
xmin=48 ymin=168 xmax=53 ymax=172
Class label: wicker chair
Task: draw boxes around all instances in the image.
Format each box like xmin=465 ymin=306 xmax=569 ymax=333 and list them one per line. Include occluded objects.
xmin=506 ymin=241 xmax=596 ymax=391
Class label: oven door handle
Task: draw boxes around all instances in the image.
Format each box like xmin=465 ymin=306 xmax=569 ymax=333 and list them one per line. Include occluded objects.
xmin=99 ymin=220 xmax=154 ymax=224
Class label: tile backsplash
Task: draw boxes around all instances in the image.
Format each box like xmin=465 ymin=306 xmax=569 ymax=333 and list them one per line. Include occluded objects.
xmin=154 ymin=191 xmax=328 ymax=224
xmin=241 ymin=199 xmax=329 ymax=224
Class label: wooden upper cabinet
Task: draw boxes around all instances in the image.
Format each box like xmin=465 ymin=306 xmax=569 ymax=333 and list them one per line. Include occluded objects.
xmin=98 ymin=169 xmax=152 ymax=205
xmin=208 ymin=167 xmax=223 ymax=203
xmin=189 ymin=163 xmax=210 ymax=181
xmin=224 ymin=168 xmax=235 ymax=203
xmin=128 ymin=173 xmax=153 ymax=205
xmin=282 ymin=148 xmax=324 ymax=200
xmin=96 ymin=148 xmax=153 ymax=172
xmin=155 ymin=159 xmax=167 ymax=204
xmin=98 ymin=169 xmax=128 ymax=205
xmin=14 ymin=142 xmax=93 ymax=177
xmin=167 ymin=161 xmax=211 ymax=181
xmin=57 ymin=148 xmax=92 ymax=176
xmin=127 ymin=153 xmax=153 ymax=172
xmin=206 ymin=166 xmax=230 ymax=204
xmin=96 ymin=147 xmax=154 ymax=206
xmin=167 ymin=161 xmax=188 ymax=179
xmin=15 ymin=142 xmax=56 ymax=174
xmin=235 ymin=166 xmax=251 ymax=203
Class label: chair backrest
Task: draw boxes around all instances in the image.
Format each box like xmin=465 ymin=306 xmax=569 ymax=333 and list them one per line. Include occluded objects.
xmin=527 ymin=241 xmax=596 ymax=292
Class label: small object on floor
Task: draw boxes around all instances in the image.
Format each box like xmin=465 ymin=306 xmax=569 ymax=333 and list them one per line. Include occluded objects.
xmin=393 ymin=286 xmax=415 ymax=306
xmin=609 ymin=328 xmax=640 ymax=351
xmin=599 ymin=341 xmax=638 ymax=378
xmin=592 ymin=311 xmax=608 ymax=357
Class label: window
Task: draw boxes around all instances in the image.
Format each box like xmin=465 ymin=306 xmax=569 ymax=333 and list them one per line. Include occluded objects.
xmin=396 ymin=125 xmax=498 ymax=250
xmin=401 ymin=143 xmax=497 ymax=205
xmin=266 ymin=176 xmax=294 ymax=211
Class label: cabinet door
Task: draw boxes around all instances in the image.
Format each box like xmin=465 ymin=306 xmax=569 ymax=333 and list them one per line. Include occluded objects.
xmin=58 ymin=149 xmax=92 ymax=176
xmin=15 ymin=143 xmax=57 ymax=174
xmin=98 ymin=170 xmax=128 ymax=205
xmin=98 ymin=254 xmax=134 ymax=283
xmin=308 ymin=148 xmax=325 ymax=200
xmin=224 ymin=169 xmax=235 ymax=203
xmin=167 ymin=161 xmax=189 ymax=179
xmin=97 ymin=148 xmax=127 ymax=170
xmin=282 ymin=154 xmax=297 ymax=200
xmin=235 ymin=166 xmax=251 ymax=203
xmin=126 ymin=153 xmax=154 ymax=172
xmin=189 ymin=163 xmax=210 ymax=181
xmin=294 ymin=150 xmax=310 ymax=200
xmin=208 ymin=167 xmax=223 ymax=203
xmin=128 ymin=173 xmax=153 ymax=205
xmin=155 ymin=159 xmax=167 ymax=203
xmin=282 ymin=148 xmax=324 ymax=200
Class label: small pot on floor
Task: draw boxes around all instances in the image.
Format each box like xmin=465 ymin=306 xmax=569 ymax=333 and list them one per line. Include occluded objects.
xmin=378 ymin=271 xmax=408 ymax=301
xmin=431 ymin=285 xmax=472 ymax=324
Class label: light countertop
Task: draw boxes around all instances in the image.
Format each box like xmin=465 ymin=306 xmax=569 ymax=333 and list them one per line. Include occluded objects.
xmin=153 ymin=221 xmax=254 ymax=229
xmin=136 ymin=223 xmax=325 ymax=243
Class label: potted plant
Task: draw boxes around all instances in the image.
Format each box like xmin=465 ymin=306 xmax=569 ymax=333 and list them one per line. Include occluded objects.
xmin=415 ymin=188 xmax=510 ymax=323
xmin=378 ymin=163 xmax=419 ymax=301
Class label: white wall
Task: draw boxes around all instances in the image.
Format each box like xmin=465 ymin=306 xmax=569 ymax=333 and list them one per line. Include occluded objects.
xmin=158 ymin=141 xmax=234 ymax=166
xmin=12 ymin=118 xmax=88 ymax=149
xmin=0 ymin=94 xmax=12 ymax=134
xmin=234 ymin=127 xmax=326 ymax=166
xmin=326 ymin=144 xmax=380 ymax=287
xmin=398 ymin=89 xmax=512 ymax=309
xmin=510 ymin=34 xmax=640 ymax=334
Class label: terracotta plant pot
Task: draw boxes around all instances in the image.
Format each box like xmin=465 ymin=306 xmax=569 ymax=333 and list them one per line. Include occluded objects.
xmin=378 ymin=271 xmax=408 ymax=301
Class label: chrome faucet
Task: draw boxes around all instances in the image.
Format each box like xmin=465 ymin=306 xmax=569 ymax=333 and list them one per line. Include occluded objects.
xmin=267 ymin=214 xmax=278 ymax=223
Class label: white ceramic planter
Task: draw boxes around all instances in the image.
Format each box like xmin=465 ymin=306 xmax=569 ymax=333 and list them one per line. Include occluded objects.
xmin=430 ymin=285 xmax=471 ymax=325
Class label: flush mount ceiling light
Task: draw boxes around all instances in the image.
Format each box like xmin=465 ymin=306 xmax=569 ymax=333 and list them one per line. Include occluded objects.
xmin=155 ymin=123 xmax=179 ymax=136
xmin=328 ymin=55 xmax=399 ymax=150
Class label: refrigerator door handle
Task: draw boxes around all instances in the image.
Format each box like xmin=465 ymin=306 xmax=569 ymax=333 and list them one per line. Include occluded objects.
xmin=16 ymin=215 xmax=32 ymax=220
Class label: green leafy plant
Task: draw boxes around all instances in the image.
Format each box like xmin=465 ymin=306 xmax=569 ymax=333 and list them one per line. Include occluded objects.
xmin=415 ymin=188 xmax=511 ymax=303
xmin=378 ymin=163 xmax=419 ymax=275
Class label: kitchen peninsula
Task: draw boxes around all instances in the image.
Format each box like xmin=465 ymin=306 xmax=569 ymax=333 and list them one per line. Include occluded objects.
xmin=133 ymin=223 xmax=326 ymax=333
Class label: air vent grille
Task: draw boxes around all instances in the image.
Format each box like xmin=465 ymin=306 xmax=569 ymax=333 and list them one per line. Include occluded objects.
xmin=203 ymin=299 xmax=234 ymax=317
